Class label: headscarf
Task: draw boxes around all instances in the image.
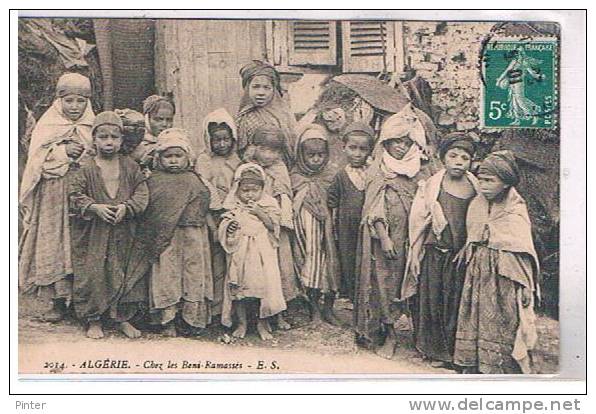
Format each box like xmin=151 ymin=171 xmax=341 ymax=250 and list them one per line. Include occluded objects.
xmin=92 ymin=111 xmax=123 ymax=135
xmin=478 ymin=150 xmax=520 ymax=186
xmin=239 ymin=60 xmax=282 ymax=95
xmin=377 ymin=103 xmax=427 ymax=152
xmin=142 ymin=95 xmax=176 ymax=140
xmin=201 ymin=108 xmax=237 ymax=157
xmin=294 ymin=124 xmax=330 ymax=176
xmin=55 ymin=72 xmax=92 ymax=98
xmin=439 ymin=132 xmax=476 ymax=160
xmin=153 ymin=128 xmax=196 ymax=170
xmin=223 ymin=163 xmax=268 ymax=210
xmin=340 ymin=121 xmax=375 ymax=144
xmin=19 ymin=74 xmax=95 ymax=225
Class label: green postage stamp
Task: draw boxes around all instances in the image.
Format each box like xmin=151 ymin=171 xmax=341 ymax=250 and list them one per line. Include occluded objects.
xmin=481 ymin=36 xmax=558 ymax=129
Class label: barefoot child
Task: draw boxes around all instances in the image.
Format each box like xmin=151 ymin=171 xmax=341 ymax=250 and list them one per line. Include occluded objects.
xmin=247 ymin=126 xmax=301 ymax=330
xmin=403 ymin=133 xmax=479 ymax=369
xmin=20 ymin=73 xmax=95 ymax=322
xmin=327 ymin=122 xmax=375 ymax=303
xmin=454 ymin=151 xmax=539 ymax=374
xmin=127 ymin=128 xmax=213 ymax=337
xmin=130 ymin=95 xmax=175 ymax=172
xmin=69 ymin=112 xmax=149 ymax=339
xmin=196 ymin=109 xmax=242 ymax=317
xmin=354 ymin=112 xmax=434 ymax=359
xmin=218 ymin=163 xmax=286 ymax=340
xmin=291 ymin=125 xmax=341 ymax=325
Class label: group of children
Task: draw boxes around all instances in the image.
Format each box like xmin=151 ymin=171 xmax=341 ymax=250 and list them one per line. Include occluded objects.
xmin=20 ymin=61 xmax=540 ymax=375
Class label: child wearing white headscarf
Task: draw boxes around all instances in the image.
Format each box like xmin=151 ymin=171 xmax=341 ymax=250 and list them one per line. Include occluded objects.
xmin=19 ymin=72 xmax=95 ymax=322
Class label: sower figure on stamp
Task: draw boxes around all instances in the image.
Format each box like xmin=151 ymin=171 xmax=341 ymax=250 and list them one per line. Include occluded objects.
xmin=19 ymin=73 xmax=95 ymax=322
xmin=291 ymin=125 xmax=341 ymax=326
xmin=196 ymin=108 xmax=242 ymax=319
xmin=354 ymin=108 xmax=435 ymax=360
xmin=218 ymin=163 xmax=286 ymax=341
xmin=403 ymin=133 xmax=479 ymax=370
xmin=127 ymin=129 xmax=213 ymax=337
xmin=69 ymin=111 xmax=149 ymax=339
xmin=453 ymin=151 xmax=540 ymax=374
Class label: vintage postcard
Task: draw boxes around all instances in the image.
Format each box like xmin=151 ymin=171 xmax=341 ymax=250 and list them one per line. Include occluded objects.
xmin=14 ymin=11 xmax=580 ymax=381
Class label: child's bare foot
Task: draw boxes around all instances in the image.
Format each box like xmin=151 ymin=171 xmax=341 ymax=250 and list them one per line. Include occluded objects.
xmin=232 ymin=323 xmax=247 ymax=339
xmin=376 ymin=336 xmax=397 ymax=360
xmin=277 ymin=313 xmax=291 ymax=330
xmin=119 ymin=321 xmax=141 ymax=339
xmin=257 ymin=319 xmax=273 ymax=341
xmin=162 ymin=323 xmax=177 ymax=337
xmin=42 ymin=306 xmax=64 ymax=323
xmin=86 ymin=321 xmax=104 ymax=339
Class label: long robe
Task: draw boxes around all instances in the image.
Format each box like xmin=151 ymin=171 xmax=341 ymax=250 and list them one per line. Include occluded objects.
xmin=354 ymin=160 xmax=431 ymax=345
xmin=19 ymin=98 xmax=95 ymax=302
xmin=403 ymin=170 xmax=479 ymax=362
xmin=195 ymin=108 xmax=242 ymax=316
xmin=218 ymin=195 xmax=286 ymax=326
xmin=69 ymin=156 xmax=149 ymax=321
xmin=126 ymin=170 xmax=213 ymax=328
xmin=453 ymin=188 xmax=539 ymax=374
xmin=327 ymin=167 xmax=367 ymax=301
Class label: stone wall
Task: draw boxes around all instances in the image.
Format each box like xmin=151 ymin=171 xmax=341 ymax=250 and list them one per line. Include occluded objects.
xmin=404 ymin=21 xmax=495 ymax=132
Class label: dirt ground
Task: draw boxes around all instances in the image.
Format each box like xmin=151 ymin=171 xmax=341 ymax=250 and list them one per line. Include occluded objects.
xmin=18 ymin=294 xmax=559 ymax=375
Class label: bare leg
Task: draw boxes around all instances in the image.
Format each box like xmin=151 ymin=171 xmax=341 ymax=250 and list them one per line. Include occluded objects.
xmin=321 ymin=293 xmax=342 ymax=326
xmin=308 ymin=289 xmax=322 ymax=324
xmin=376 ymin=323 xmax=397 ymax=360
xmin=276 ymin=313 xmax=291 ymax=330
xmin=162 ymin=321 xmax=177 ymax=337
xmin=119 ymin=321 xmax=142 ymax=339
xmin=86 ymin=320 xmax=104 ymax=339
xmin=42 ymin=300 xmax=64 ymax=323
xmin=232 ymin=301 xmax=247 ymax=339
xmin=257 ymin=318 xmax=273 ymax=341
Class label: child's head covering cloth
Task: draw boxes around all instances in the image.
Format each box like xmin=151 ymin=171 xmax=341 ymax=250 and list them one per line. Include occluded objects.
xmin=153 ymin=128 xmax=196 ymax=170
xmin=223 ymin=163 xmax=270 ymax=210
xmin=439 ymin=132 xmax=476 ymax=160
xmin=92 ymin=111 xmax=123 ymax=135
xmin=478 ymin=150 xmax=520 ymax=186
xmin=294 ymin=124 xmax=330 ymax=176
xmin=201 ymin=108 xmax=237 ymax=157
xmin=56 ymin=72 xmax=92 ymax=98
xmin=239 ymin=60 xmax=282 ymax=95
xmin=340 ymin=121 xmax=375 ymax=144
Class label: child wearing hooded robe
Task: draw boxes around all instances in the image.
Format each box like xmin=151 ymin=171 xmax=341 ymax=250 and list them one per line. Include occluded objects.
xmin=19 ymin=73 xmax=95 ymax=322
xmin=236 ymin=60 xmax=297 ymax=165
xmin=246 ymin=125 xmax=302 ymax=330
xmin=126 ymin=128 xmax=213 ymax=337
xmin=195 ymin=108 xmax=242 ymax=318
xmin=454 ymin=151 xmax=539 ymax=374
xmin=130 ymin=95 xmax=175 ymax=172
xmin=327 ymin=122 xmax=375 ymax=303
xmin=291 ymin=125 xmax=341 ymax=325
xmin=218 ymin=163 xmax=286 ymax=341
xmin=69 ymin=111 xmax=149 ymax=339
xmin=402 ymin=133 xmax=479 ymax=369
xmin=354 ymin=110 xmax=435 ymax=360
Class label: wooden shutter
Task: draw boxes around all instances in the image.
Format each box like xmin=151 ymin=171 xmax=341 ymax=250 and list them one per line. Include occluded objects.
xmin=288 ymin=20 xmax=337 ymax=65
xmin=342 ymin=21 xmax=403 ymax=73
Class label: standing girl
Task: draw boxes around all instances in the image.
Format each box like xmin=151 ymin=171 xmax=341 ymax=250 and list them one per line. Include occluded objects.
xmin=196 ymin=108 xmax=242 ymax=317
xmin=454 ymin=151 xmax=539 ymax=374
xmin=127 ymin=128 xmax=213 ymax=337
xmin=354 ymin=111 xmax=435 ymax=359
xmin=130 ymin=95 xmax=175 ymax=171
xmin=236 ymin=60 xmax=297 ymax=165
xmin=291 ymin=125 xmax=340 ymax=325
xmin=403 ymin=133 xmax=479 ymax=368
xmin=69 ymin=111 xmax=149 ymax=339
xmin=327 ymin=122 xmax=375 ymax=303
xmin=218 ymin=163 xmax=286 ymax=340
xmin=20 ymin=73 xmax=95 ymax=322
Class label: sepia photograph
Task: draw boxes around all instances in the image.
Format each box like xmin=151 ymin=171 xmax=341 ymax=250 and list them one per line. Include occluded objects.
xmin=15 ymin=12 xmax=569 ymax=378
